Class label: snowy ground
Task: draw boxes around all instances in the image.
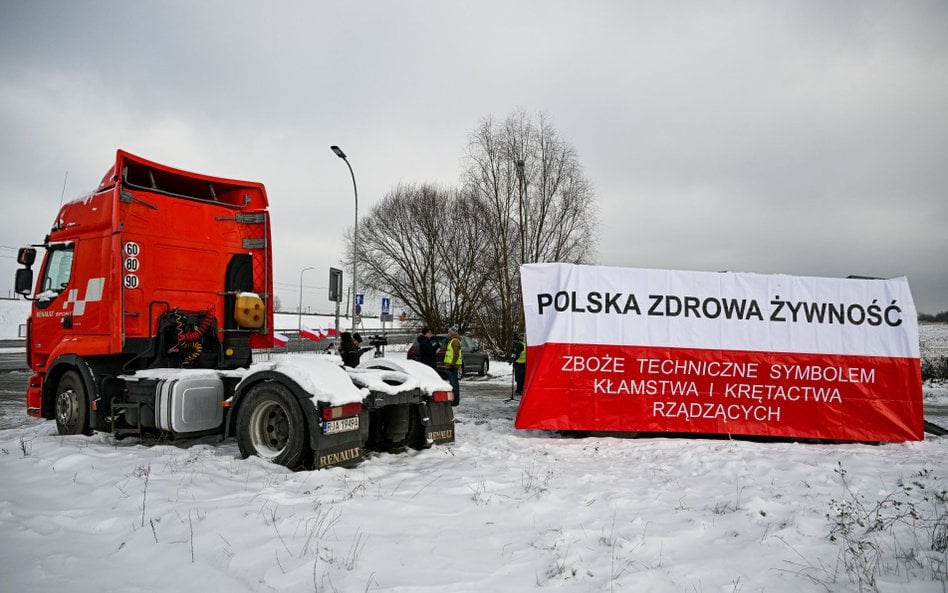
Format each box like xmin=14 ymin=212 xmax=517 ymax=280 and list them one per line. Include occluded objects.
xmin=0 ymin=360 xmax=946 ymax=593
xmin=1 ymin=300 xmax=947 ymax=592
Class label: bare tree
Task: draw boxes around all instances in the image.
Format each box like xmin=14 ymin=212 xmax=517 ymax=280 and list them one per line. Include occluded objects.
xmin=352 ymin=183 xmax=489 ymax=331
xmin=347 ymin=110 xmax=597 ymax=357
xmin=463 ymin=109 xmax=597 ymax=354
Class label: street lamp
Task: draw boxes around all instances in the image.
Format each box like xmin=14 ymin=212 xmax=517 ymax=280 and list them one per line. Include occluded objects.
xmin=298 ymin=266 xmax=315 ymax=336
xmin=515 ymin=159 xmax=528 ymax=262
xmin=331 ymin=145 xmax=359 ymax=331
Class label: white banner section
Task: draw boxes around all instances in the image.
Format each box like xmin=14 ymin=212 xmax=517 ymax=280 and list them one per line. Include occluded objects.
xmin=521 ymin=263 xmax=919 ymax=358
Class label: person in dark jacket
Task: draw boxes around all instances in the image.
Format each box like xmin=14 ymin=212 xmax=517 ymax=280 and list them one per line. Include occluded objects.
xmin=415 ymin=327 xmax=438 ymax=369
xmin=340 ymin=332 xmax=371 ymax=367
xmin=511 ymin=332 xmax=527 ymax=395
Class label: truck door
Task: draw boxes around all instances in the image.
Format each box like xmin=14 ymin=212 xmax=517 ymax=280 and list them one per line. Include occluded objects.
xmin=29 ymin=243 xmax=76 ymax=368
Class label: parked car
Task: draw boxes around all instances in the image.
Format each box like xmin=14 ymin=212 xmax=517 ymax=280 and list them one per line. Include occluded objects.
xmin=407 ymin=333 xmax=490 ymax=376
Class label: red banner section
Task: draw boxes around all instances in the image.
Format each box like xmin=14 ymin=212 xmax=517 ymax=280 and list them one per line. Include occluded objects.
xmin=515 ymin=343 xmax=923 ymax=441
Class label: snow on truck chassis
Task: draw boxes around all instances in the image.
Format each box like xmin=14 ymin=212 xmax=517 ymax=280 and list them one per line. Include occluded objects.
xmin=13 ymin=150 xmax=455 ymax=470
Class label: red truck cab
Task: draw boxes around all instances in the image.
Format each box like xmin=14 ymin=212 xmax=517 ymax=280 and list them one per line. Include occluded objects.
xmin=17 ymin=149 xmax=272 ymax=433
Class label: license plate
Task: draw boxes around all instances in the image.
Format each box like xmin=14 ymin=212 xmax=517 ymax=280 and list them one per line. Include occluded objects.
xmin=323 ymin=416 xmax=359 ymax=435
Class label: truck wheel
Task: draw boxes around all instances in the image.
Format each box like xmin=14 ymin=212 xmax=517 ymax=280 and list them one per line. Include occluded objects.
xmin=478 ymin=359 xmax=489 ymax=376
xmin=55 ymin=370 xmax=89 ymax=435
xmin=236 ymin=382 xmax=308 ymax=469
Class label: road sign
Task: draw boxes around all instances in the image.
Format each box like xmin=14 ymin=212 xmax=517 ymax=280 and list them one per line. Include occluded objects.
xmin=356 ymin=293 xmax=364 ymax=306
xmin=329 ymin=268 xmax=343 ymax=302
xmin=381 ymin=297 xmax=391 ymax=315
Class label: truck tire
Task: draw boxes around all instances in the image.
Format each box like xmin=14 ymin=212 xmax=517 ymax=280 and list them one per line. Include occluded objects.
xmin=55 ymin=370 xmax=89 ymax=435
xmin=236 ymin=382 xmax=308 ymax=469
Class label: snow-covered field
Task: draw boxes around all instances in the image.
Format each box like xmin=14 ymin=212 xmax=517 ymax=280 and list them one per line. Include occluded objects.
xmin=0 ymin=367 xmax=946 ymax=592
xmin=1 ymin=300 xmax=947 ymax=592
xmin=921 ymin=323 xmax=948 ymax=404
xmin=920 ymin=322 xmax=948 ymax=356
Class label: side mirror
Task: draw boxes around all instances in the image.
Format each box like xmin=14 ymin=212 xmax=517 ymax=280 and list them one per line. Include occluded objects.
xmin=15 ymin=268 xmax=34 ymax=296
xmin=17 ymin=247 xmax=36 ymax=267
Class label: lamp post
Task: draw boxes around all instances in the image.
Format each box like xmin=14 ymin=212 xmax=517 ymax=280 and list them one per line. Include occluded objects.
xmin=515 ymin=159 xmax=528 ymax=262
xmin=298 ymin=266 xmax=314 ymax=340
xmin=331 ymin=145 xmax=359 ymax=331
xmin=515 ymin=159 xmax=529 ymax=335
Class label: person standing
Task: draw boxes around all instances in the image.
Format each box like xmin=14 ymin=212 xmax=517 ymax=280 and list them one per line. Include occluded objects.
xmin=416 ymin=326 xmax=437 ymax=369
xmin=340 ymin=332 xmax=369 ymax=368
xmin=443 ymin=326 xmax=463 ymax=406
xmin=511 ymin=332 xmax=527 ymax=396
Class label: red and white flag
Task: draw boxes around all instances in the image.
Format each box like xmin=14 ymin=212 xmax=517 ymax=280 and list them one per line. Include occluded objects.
xmin=273 ymin=332 xmax=289 ymax=347
xmin=515 ymin=263 xmax=923 ymax=442
xmin=300 ymin=324 xmax=325 ymax=342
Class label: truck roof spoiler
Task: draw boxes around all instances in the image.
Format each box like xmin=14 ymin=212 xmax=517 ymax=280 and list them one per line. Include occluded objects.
xmin=97 ymin=149 xmax=269 ymax=209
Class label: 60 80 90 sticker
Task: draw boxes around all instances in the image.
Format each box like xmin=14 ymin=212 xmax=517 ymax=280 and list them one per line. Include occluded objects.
xmin=123 ymin=242 xmax=140 ymax=288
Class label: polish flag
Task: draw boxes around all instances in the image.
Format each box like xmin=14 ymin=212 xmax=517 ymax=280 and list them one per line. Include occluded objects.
xmin=273 ymin=332 xmax=289 ymax=347
xmin=326 ymin=327 xmax=338 ymax=337
xmin=300 ymin=325 xmax=324 ymax=342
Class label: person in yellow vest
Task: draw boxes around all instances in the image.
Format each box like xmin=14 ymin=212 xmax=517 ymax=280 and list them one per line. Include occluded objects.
xmin=443 ymin=326 xmax=463 ymax=406
xmin=511 ymin=332 xmax=526 ymax=395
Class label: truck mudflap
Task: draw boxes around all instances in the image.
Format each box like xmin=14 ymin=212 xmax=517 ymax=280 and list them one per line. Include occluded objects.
xmin=314 ymin=430 xmax=363 ymax=469
xmin=423 ymin=400 xmax=455 ymax=445
xmin=310 ymin=400 xmax=364 ymax=469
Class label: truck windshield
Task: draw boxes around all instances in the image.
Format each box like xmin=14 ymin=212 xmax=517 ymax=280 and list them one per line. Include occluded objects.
xmin=41 ymin=246 xmax=74 ymax=295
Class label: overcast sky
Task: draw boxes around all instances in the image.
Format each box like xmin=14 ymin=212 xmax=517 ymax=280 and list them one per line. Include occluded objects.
xmin=1 ymin=1 xmax=946 ymax=317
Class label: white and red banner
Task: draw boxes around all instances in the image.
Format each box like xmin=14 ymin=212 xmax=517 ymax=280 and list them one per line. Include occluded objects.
xmin=515 ymin=263 xmax=924 ymax=442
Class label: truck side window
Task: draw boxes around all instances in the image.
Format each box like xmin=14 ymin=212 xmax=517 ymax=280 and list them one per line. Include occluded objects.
xmin=40 ymin=247 xmax=74 ymax=296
